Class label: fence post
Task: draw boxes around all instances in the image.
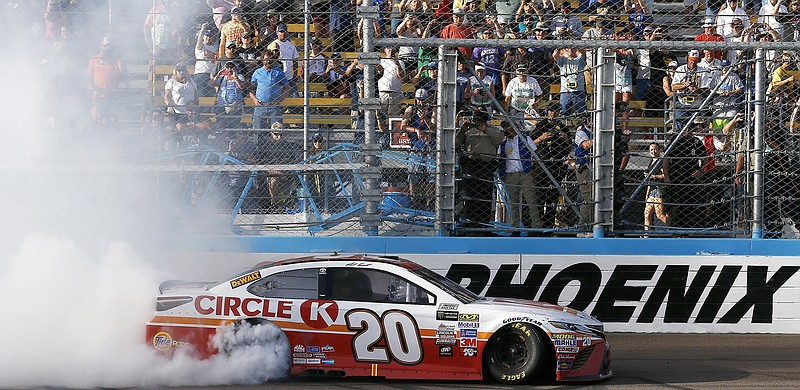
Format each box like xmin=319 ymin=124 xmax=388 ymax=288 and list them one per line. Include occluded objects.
xmin=752 ymin=48 xmax=765 ymax=239
xmin=593 ymin=47 xmax=616 ymax=238
xmin=435 ymin=45 xmax=457 ymax=236
xmin=358 ymin=3 xmax=381 ymax=236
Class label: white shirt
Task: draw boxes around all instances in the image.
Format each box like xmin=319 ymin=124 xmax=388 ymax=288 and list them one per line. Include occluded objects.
xmin=308 ymin=53 xmax=326 ymax=76
xmin=499 ymin=135 xmax=537 ymax=173
xmin=505 ymin=76 xmax=543 ymax=111
xmin=165 ymin=77 xmax=197 ymax=114
xmin=276 ymin=39 xmax=299 ymax=80
xmin=758 ymin=1 xmax=788 ymax=36
xmin=378 ymin=58 xmax=404 ymax=92
xmin=716 ymin=7 xmax=751 ymax=38
xmin=194 ymin=43 xmax=217 ymax=74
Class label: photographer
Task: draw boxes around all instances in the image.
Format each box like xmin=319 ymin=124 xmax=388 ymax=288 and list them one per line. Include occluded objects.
xmin=671 ymin=50 xmax=708 ymax=133
xmin=456 ymin=110 xmax=503 ymax=228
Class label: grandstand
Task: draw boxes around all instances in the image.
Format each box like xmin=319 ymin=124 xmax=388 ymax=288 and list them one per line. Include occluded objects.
xmin=14 ymin=0 xmax=800 ymax=238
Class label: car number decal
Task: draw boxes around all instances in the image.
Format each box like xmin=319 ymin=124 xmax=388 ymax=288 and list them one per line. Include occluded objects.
xmin=345 ymin=309 xmax=423 ymax=365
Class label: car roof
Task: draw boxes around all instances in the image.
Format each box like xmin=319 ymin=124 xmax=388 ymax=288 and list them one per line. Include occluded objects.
xmin=251 ymin=254 xmax=423 ymax=272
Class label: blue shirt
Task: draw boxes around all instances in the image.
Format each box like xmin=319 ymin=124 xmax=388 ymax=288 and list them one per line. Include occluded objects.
xmin=251 ymin=65 xmax=287 ymax=103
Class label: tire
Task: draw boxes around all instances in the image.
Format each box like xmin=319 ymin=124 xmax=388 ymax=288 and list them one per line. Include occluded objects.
xmin=484 ymin=322 xmax=552 ymax=384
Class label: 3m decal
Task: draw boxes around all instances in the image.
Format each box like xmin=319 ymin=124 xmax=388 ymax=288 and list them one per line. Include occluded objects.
xmin=346 ymin=309 xmax=423 ymax=365
xmin=300 ymin=300 xmax=339 ymax=328
xmin=230 ymin=271 xmax=261 ymax=289
xmin=460 ymin=338 xmax=477 ymax=348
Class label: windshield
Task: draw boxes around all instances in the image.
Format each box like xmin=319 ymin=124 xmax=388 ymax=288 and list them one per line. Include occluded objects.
xmin=410 ymin=267 xmax=480 ymax=304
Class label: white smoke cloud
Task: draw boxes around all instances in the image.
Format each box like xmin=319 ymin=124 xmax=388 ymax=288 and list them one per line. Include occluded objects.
xmin=0 ymin=1 xmax=291 ymax=387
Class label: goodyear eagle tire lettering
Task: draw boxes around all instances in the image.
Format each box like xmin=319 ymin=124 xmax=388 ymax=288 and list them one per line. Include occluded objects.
xmin=484 ymin=322 xmax=551 ymax=384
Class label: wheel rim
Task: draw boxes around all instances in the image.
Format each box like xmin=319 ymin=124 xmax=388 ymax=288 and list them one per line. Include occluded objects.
xmin=494 ymin=332 xmax=530 ymax=370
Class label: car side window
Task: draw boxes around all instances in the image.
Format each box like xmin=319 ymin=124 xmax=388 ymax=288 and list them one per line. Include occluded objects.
xmin=326 ymin=268 xmax=435 ymax=304
xmin=248 ymin=268 xmax=318 ymax=299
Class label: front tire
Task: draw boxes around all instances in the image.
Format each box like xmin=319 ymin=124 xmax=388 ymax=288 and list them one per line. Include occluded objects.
xmin=484 ymin=322 xmax=551 ymax=384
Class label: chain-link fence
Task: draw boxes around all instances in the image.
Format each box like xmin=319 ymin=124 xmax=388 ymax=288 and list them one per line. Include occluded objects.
xmin=10 ymin=0 xmax=800 ymax=237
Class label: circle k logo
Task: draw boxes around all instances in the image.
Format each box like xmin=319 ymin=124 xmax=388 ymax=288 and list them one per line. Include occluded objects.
xmin=300 ymin=300 xmax=339 ymax=328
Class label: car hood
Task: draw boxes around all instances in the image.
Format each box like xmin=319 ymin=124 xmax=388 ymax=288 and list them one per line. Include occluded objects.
xmin=471 ymin=297 xmax=600 ymax=325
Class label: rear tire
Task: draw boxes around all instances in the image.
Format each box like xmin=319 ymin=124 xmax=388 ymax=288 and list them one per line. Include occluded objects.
xmin=484 ymin=322 xmax=551 ymax=384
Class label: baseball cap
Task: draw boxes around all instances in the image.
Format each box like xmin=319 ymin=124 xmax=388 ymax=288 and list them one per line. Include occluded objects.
xmin=311 ymin=133 xmax=324 ymax=142
xmin=175 ymin=62 xmax=187 ymax=71
xmin=331 ymin=51 xmax=342 ymax=58
xmin=101 ymin=36 xmax=111 ymax=46
xmin=643 ymin=25 xmax=655 ymax=33
xmin=702 ymin=19 xmax=715 ymax=28
xmin=415 ymin=88 xmax=430 ymax=100
xmin=688 ymin=50 xmax=700 ymax=59
xmin=475 ymin=62 xmax=486 ymax=70
xmin=226 ymin=41 xmax=237 ymax=48
xmin=276 ymin=23 xmax=288 ymax=32
xmin=242 ymin=30 xmax=252 ymax=38
xmin=720 ymin=60 xmax=731 ymax=67
xmin=548 ymin=102 xmax=561 ymax=111
xmin=516 ymin=63 xmax=528 ymax=72
xmin=426 ymin=60 xmax=438 ymax=69
xmin=453 ymin=7 xmax=464 ymax=14
xmin=693 ymin=117 xmax=706 ymax=124
xmin=732 ymin=18 xmax=744 ymax=25
xmin=668 ymin=60 xmax=679 ymax=68
xmin=267 ymin=41 xmax=280 ymax=52
xmin=534 ymin=21 xmax=549 ymax=30
xmin=230 ymin=7 xmax=242 ymax=14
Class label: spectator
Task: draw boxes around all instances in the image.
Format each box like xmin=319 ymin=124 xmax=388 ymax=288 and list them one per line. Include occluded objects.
xmin=440 ymin=8 xmax=475 ymax=58
xmin=456 ymin=110 xmax=503 ymax=227
xmin=587 ymin=0 xmax=621 ymax=23
xmin=656 ymin=60 xmax=679 ymax=120
xmin=671 ymin=50 xmax=708 ymax=133
xmin=695 ymin=19 xmax=726 ymax=59
xmin=625 ymin=0 xmax=652 ymax=36
xmin=144 ymin=0 xmax=181 ymax=61
xmin=164 ymin=62 xmax=213 ymax=136
xmin=301 ymin=39 xmax=328 ymax=83
xmin=214 ymin=61 xmax=246 ymax=129
xmin=767 ymin=53 xmax=796 ymax=103
xmin=553 ymin=47 xmax=587 ymax=117
xmin=634 ymin=26 xmax=654 ymax=102
xmin=648 ymin=29 xmax=679 ymax=115
xmin=531 ymin=102 xmax=572 ymax=228
xmin=574 ymin=115 xmax=594 ymax=225
xmin=88 ymin=37 xmax=123 ymax=124
xmin=695 ymin=117 xmax=733 ymax=226
xmin=668 ymin=117 xmax=707 ymax=228
xmin=785 ymin=0 xmax=800 ymax=41
xmin=260 ymin=124 xmax=299 ymax=211
xmin=272 ymin=23 xmax=299 ymax=99
xmin=471 ymin=31 xmax=506 ymax=87
xmin=213 ymin=41 xmax=246 ymax=80
xmin=515 ymin=0 xmax=542 ymax=28
xmin=758 ymin=0 xmax=789 ymax=38
xmin=396 ymin=14 xmax=424 ymax=80
xmin=498 ymin=121 xmax=542 ymax=232
xmin=411 ymin=60 xmax=438 ymax=98
xmin=237 ymin=31 xmax=262 ymax=79
xmin=207 ymin=0 xmax=231 ymax=30
xmin=326 ymin=53 xmax=351 ymax=98
xmin=528 ymin=22 xmax=556 ymax=96
xmin=330 ymin=0 xmax=357 ymax=52
xmin=501 ymin=46 xmax=534 ymax=96
xmin=250 ymin=56 xmax=288 ymax=129
xmin=724 ymin=18 xmax=747 ymax=67
xmin=716 ymin=0 xmax=751 ymax=39
xmin=643 ymin=142 xmax=670 ymax=233
xmin=259 ymin=9 xmax=281 ymax=44
xmin=465 ymin=63 xmax=496 ymax=119
xmin=505 ymin=64 xmax=544 ymax=119
xmin=218 ymin=7 xmax=250 ymax=58
xmin=377 ymin=45 xmax=405 ymax=124
xmin=614 ymin=43 xmax=636 ymax=103
xmin=402 ymin=89 xmax=437 ymax=209
xmin=306 ymin=133 xmax=332 ymax=210
xmin=551 ymin=1 xmax=583 ymax=39
xmin=699 ymin=49 xmax=722 ymax=70
xmin=45 ymin=0 xmax=74 ymax=40
xmin=456 ymin=61 xmax=471 ymax=106
xmin=194 ymin=23 xmax=218 ymax=97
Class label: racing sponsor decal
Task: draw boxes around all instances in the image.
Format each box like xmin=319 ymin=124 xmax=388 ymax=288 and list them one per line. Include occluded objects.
xmin=322 ymin=344 xmax=335 ymax=352
xmin=300 ymin=300 xmax=339 ymax=329
xmin=460 ymin=338 xmax=477 ymax=348
xmin=558 ymin=360 xmax=574 ymax=370
xmin=439 ymin=345 xmax=453 ymax=357
xmin=308 ymin=346 xmax=321 ymax=353
xmin=293 ymin=358 xmax=306 ymax=364
xmin=557 ymin=353 xmax=576 ymax=360
xmin=230 ymin=271 xmax=261 ymax=289
xmin=458 ymin=313 xmax=479 ymax=321
xmin=307 ymin=358 xmax=321 ymax=364
xmin=195 ymin=296 xmax=292 ymax=318
xmin=436 ymin=310 xmax=459 ymax=321
xmin=435 ymin=338 xmax=457 ymax=345
xmin=552 ymin=334 xmax=577 ymax=347
xmin=460 ymin=329 xmax=477 ymax=338
xmin=443 ymin=262 xmax=800 ymax=325
xmin=152 ymin=331 xmax=187 ymax=351
xmin=346 ymin=309 xmax=424 ymax=365
xmin=294 ymin=345 xmax=305 ymax=352
xmin=502 ymin=316 xmax=541 ymax=326
xmin=438 ymin=303 xmax=459 ymax=310
xmin=458 ymin=321 xmax=479 ymax=329
xmin=322 ymin=359 xmax=335 ymax=364
xmin=557 ymin=346 xmax=580 ymax=353
xmin=293 ymin=353 xmax=312 ymax=358
xmin=436 ymin=330 xmax=456 ymax=338
xmin=461 ymin=347 xmax=477 ymax=357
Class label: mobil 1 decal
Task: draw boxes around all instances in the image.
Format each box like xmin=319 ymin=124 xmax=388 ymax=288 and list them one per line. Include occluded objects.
xmin=440 ymin=259 xmax=799 ymax=325
xmin=345 ymin=309 xmax=423 ymax=365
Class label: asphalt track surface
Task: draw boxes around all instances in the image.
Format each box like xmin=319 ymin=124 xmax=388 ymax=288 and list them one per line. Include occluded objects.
xmin=167 ymin=333 xmax=800 ymax=390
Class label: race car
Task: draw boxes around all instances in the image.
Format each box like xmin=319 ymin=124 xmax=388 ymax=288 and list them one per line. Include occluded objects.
xmin=146 ymin=254 xmax=611 ymax=384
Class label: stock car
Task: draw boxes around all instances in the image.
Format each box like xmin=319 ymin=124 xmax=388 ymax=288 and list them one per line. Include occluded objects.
xmin=145 ymin=255 xmax=611 ymax=384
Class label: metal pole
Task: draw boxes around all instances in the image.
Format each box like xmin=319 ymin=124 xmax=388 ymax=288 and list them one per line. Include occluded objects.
xmin=752 ymin=49 xmax=765 ymax=239
xmin=358 ymin=4 xmax=381 ymax=236
xmin=594 ymin=47 xmax=616 ymax=238
xmin=303 ymin=0 xmax=311 ymax=160
xmin=435 ymin=45 xmax=457 ymax=236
